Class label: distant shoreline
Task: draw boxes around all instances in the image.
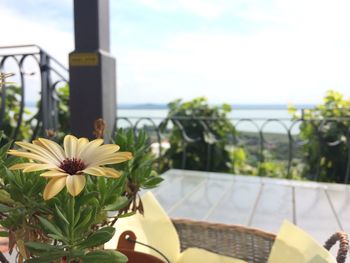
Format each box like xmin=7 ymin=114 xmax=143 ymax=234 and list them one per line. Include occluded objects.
xmin=116 ymin=103 xmax=316 ymax=110
xmin=25 ymin=101 xmax=316 ymax=110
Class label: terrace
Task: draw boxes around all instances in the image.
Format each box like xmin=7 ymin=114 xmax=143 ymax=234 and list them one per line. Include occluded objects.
xmin=1 ymin=1 xmax=350 ymax=262
xmin=1 ymin=44 xmax=350 ymax=262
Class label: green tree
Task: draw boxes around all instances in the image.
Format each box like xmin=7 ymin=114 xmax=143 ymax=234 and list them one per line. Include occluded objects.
xmin=55 ymin=84 xmax=70 ymax=140
xmin=0 ymin=85 xmax=31 ymax=143
xmin=161 ymin=97 xmax=236 ymax=172
xmin=289 ymin=90 xmax=350 ymax=183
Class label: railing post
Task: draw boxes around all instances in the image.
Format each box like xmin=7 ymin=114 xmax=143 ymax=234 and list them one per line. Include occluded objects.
xmin=344 ymin=127 xmax=350 ymax=184
xmin=314 ymin=122 xmax=323 ymax=181
xmin=287 ymin=129 xmax=293 ymax=179
xmin=40 ymin=50 xmax=53 ymax=135
xmin=0 ymin=59 xmax=7 ymax=129
xmin=259 ymin=129 xmax=264 ymax=176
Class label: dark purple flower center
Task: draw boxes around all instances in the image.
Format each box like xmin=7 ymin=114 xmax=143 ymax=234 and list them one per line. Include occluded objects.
xmin=59 ymin=158 xmax=86 ymax=175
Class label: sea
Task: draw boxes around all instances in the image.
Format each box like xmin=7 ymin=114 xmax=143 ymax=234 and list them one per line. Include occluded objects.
xmin=116 ymin=104 xmax=314 ymax=134
xmin=26 ymin=103 xmax=313 ymax=134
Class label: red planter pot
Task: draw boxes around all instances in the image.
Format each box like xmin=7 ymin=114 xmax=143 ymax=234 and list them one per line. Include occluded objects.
xmin=117 ymin=231 xmax=165 ymax=263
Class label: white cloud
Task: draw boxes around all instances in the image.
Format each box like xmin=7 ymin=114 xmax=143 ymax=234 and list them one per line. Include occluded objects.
xmin=0 ymin=5 xmax=73 ymax=66
xmin=3 ymin=0 xmax=350 ymax=105
xmin=116 ymin=0 xmax=350 ymax=104
xmin=117 ymin=29 xmax=350 ymax=104
xmin=135 ymin=0 xmax=230 ymax=18
xmin=0 ymin=4 xmax=73 ymax=103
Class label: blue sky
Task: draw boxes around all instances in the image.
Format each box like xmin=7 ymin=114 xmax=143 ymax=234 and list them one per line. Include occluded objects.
xmin=2 ymin=0 xmax=350 ymax=105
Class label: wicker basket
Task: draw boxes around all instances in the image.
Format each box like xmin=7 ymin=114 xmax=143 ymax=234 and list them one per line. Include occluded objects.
xmin=171 ymin=218 xmax=349 ymax=263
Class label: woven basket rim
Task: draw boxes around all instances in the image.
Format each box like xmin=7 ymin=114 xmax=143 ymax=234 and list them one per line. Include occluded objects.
xmin=171 ymin=217 xmax=277 ymax=240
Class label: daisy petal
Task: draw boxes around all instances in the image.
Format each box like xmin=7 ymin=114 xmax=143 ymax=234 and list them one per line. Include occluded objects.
xmin=83 ymin=167 xmax=107 ymax=177
xmin=85 ymin=145 xmax=122 ymax=165
xmin=8 ymin=150 xmax=55 ymax=164
xmin=89 ymin=152 xmax=133 ymax=166
xmin=43 ymin=176 xmax=67 ymax=200
xmin=100 ymin=167 xmax=122 ymax=178
xmin=9 ymin=163 xmax=35 ymax=171
xmin=106 ymin=144 xmax=120 ymax=152
xmin=95 ymin=144 xmax=120 ymax=155
xmin=79 ymin=139 xmax=104 ymax=164
xmin=15 ymin=142 xmax=60 ymax=165
xmin=66 ymin=175 xmax=86 ymax=196
xmin=35 ymin=138 xmax=66 ymax=162
xmin=64 ymin=135 xmax=78 ymax=159
xmin=40 ymin=170 xmax=69 ymax=177
xmin=77 ymin=138 xmax=89 ymax=156
xmin=23 ymin=164 xmax=57 ymax=172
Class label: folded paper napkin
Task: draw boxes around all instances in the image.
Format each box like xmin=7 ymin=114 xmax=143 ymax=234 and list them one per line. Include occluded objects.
xmin=105 ymin=192 xmax=247 ymax=263
xmin=267 ymin=220 xmax=336 ymax=263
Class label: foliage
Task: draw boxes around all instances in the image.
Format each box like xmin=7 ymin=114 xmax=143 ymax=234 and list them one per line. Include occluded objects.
xmin=0 ymin=82 xmax=70 ymax=145
xmin=0 ymin=83 xmax=70 ymax=145
xmin=225 ymin=145 xmax=256 ymax=175
xmin=255 ymin=161 xmax=286 ymax=178
xmin=225 ymin=145 xmax=291 ymax=178
xmin=289 ymin=90 xmax=350 ymax=183
xmin=0 ymin=129 xmax=162 ymax=262
xmin=0 ymin=86 xmax=32 ymax=144
xmin=112 ymin=128 xmax=163 ymax=215
xmin=160 ymin=97 xmax=236 ymax=172
xmin=55 ymin=84 xmax=70 ymax=139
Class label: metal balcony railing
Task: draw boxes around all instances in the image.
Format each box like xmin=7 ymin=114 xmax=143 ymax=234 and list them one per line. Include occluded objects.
xmin=0 ymin=44 xmax=69 ymax=140
xmin=116 ymin=114 xmax=350 ymax=184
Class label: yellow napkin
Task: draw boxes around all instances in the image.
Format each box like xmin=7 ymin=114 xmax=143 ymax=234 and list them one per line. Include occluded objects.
xmin=267 ymin=220 xmax=336 ymax=263
xmin=105 ymin=192 xmax=247 ymax=263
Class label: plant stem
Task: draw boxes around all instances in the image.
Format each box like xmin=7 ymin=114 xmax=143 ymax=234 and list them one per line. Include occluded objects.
xmin=64 ymin=196 xmax=76 ymax=263
xmin=69 ymin=196 xmax=75 ymax=245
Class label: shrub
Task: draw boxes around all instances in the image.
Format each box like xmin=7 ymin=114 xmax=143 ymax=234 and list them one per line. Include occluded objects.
xmin=160 ymin=97 xmax=236 ymax=172
xmin=289 ymin=90 xmax=350 ymax=183
xmin=0 ymin=85 xmax=32 ymax=144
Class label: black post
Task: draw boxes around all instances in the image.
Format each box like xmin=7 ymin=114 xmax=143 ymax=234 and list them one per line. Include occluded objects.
xmin=40 ymin=51 xmax=54 ymax=134
xmin=40 ymin=51 xmax=48 ymax=132
xmin=69 ymin=0 xmax=116 ymax=140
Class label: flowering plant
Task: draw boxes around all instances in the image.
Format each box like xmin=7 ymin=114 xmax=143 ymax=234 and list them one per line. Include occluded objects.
xmin=0 ymin=128 xmax=163 ymax=262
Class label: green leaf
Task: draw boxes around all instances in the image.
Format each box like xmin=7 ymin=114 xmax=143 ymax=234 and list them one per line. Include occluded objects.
xmin=0 ymin=231 xmax=8 ymax=237
xmin=80 ymin=250 xmax=127 ymax=263
xmin=47 ymin=234 xmax=68 ymax=243
xmin=73 ymin=207 xmax=81 ymax=228
xmin=37 ymin=216 xmax=63 ymax=237
xmin=2 ymin=166 xmax=20 ymax=188
xmin=0 ymin=140 xmax=12 ymax=158
xmin=25 ymin=241 xmax=61 ymax=253
xmin=77 ymin=226 xmax=115 ymax=249
xmin=222 ymin=103 xmax=232 ymax=112
xmin=98 ymin=177 xmax=106 ymax=203
xmin=104 ymin=196 xmax=129 ymax=211
xmin=74 ymin=208 xmax=93 ymax=232
xmin=0 ymin=203 xmax=11 ymax=212
xmin=143 ymin=176 xmax=164 ymax=189
xmin=76 ymin=191 xmax=98 ymax=206
xmin=66 ymin=196 xmax=75 ymax=226
xmin=118 ymin=211 xmax=136 ymax=218
xmin=55 ymin=205 xmax=70 ymax=225
xmin=24 ymin=250 xmax=69 ymax=263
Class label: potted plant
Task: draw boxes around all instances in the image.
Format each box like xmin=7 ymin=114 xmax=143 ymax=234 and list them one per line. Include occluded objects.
xmin=0 ymin=127 xmax=164 ymax=262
